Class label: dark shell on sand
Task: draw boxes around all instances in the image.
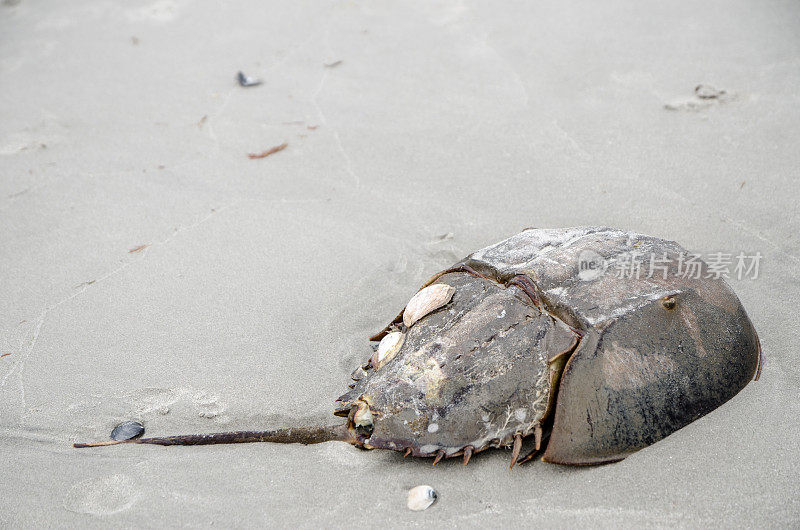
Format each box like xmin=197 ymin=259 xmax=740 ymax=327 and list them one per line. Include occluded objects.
xmin=111 ymin=421 xmax=145 ymax=441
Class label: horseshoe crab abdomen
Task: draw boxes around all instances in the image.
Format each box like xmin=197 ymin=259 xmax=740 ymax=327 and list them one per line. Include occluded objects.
xmin=453 ymin=226 xmax=761 ymax=464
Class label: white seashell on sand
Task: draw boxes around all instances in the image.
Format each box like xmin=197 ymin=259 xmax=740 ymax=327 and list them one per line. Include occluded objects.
xmin=403 ymin=284 xmax=455 ymax=327
xmin=371 ymin=331 xmax=405 ymax=369
xmin=407 ymin=485 xmax=437 ymax=511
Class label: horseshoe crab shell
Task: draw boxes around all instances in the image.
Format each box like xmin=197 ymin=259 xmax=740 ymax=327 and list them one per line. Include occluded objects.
xmin=338 ymin=226 xmax=761 ymax=465
xmin=75 ymin=227 xmax=761 ymax=468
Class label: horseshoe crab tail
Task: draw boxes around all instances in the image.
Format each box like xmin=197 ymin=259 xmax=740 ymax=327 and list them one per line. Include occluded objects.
xmin=73 ymin=423 xmax=353 ymax=448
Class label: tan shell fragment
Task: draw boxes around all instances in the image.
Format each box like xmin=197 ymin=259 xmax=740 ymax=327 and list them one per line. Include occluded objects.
xmin=403 ymin=284 xmax=455 ymax=327
xmin=371 ymin=331 xmax=404 ymax=369
xmin=353 ymin=400 xmax=374 ymax=428
xmin=407 ymin=485 xmax=437 ymax=511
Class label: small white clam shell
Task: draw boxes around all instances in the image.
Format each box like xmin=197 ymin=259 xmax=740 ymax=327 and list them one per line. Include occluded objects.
xmin=403 ymin=284 xmax=456 ymax=327
xmin=407 ymin=485 xmax=437 ymax=511
xmin=371 ymin=331 xmax=405 ymax=369
xmin=353 ymin=401 xmax=373 ymax=427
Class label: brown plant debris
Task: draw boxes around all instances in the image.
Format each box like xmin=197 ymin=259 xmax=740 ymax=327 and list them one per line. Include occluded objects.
xmin=248 ymin=142 xmax=288 ymax=159
xmin=129 ymin=244 xmax=150 ymax=253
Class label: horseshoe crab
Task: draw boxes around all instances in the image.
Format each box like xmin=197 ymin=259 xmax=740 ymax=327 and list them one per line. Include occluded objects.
xmin=75 ymin=227 xmax=762 ymax=467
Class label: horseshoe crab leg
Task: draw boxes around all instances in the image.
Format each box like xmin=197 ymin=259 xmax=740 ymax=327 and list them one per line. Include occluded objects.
xmin=518 ymin=428 xmax=551 ymax=465
xmin=509 ymin=433 xmax=523 ymax=468
xmin=462 ymin=446 xmax=474 ymax=465
xmin=73 ymin=423 xmax=353 ymax=448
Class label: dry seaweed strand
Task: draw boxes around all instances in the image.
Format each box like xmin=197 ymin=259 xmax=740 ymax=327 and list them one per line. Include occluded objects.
xmin=248 ymin=143 xmax=288 ymax=159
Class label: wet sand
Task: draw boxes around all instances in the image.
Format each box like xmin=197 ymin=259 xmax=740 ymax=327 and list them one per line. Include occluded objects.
xmin=1 ymin=0 xmax=798 ymax=527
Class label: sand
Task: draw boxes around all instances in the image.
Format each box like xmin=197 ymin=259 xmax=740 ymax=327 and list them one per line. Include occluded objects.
xmin=1 ymin=0 xmax=798 ymax=527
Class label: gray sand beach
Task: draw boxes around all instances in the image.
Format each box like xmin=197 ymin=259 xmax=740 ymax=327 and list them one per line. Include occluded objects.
xmin=1 ymin=0 xmax=799 ymax=527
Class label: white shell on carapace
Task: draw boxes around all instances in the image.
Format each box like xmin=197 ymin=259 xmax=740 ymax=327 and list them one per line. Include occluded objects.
xmin=403 ymin=284 xmax=455 ymax=327
xmin=371 ymin=331 xmax=405 ymax=369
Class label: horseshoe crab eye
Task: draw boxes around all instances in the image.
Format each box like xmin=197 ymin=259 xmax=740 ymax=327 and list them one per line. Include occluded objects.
xmin=661 ymin=296 xmax=677 ymax=310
